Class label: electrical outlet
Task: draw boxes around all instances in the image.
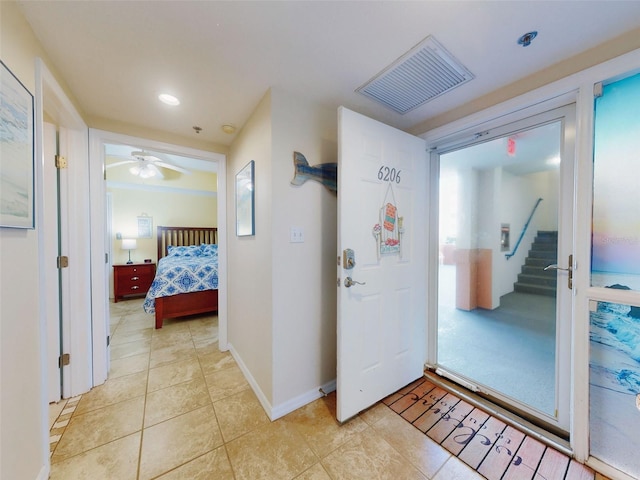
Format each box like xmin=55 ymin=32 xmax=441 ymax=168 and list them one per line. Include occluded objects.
xmin=290 ymin=227 xmax=304 ymax=243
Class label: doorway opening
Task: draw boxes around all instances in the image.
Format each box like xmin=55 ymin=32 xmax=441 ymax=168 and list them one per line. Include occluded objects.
xmin=433 ymin=105 xmax=575 ymax=435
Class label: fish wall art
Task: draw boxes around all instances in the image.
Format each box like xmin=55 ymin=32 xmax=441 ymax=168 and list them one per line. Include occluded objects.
xmin=290 ymin=151 xmax=337 ymax=195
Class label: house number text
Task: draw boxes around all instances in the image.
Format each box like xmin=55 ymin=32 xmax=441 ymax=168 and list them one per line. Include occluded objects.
xmin=378 ymin=166 xmax=401 ymax=183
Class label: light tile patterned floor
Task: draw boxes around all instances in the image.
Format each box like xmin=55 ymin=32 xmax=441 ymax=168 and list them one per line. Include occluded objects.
xmin=49 ymin=298 xmax=607 ymax=479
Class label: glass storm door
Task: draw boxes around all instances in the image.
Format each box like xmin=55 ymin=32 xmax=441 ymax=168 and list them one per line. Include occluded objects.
xmin=434 ymin=105 xmax=575 ymax=434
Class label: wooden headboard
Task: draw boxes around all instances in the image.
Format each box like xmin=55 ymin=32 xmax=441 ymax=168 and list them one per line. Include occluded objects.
xmin=157 ymin=226 xmax=218 ymax=260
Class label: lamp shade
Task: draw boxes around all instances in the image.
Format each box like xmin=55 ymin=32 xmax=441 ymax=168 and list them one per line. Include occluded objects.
xmin=121 ymin=238 xmax=137 ymax=250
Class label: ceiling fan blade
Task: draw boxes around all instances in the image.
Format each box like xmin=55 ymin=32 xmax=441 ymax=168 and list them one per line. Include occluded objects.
xmin=154 ymin=161 xmax=191 ymax=174
xmin=106 ymin=160 xmax=136 ymax=169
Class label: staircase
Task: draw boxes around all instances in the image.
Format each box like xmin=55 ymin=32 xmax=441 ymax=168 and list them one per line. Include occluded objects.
xmin=513 ymin=231 xmax=558 ymax=297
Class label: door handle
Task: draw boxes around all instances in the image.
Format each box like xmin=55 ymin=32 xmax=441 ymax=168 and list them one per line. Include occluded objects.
xmin=544 ymin=254 xmax=573 ymax=289
xmin=344 ymin=277 xmax=366 ymax=288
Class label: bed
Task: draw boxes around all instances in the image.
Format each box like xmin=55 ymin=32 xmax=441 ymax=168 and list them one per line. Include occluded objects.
xmin=143 ymin=226 xmax=219 ymax=329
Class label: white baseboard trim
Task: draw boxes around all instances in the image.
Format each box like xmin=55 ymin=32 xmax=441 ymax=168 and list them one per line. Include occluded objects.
xmin=36 ymin=463 xmax=50 ymax=480
xmin=227 ymin=343 xmax=274 ymax=419
xmin=271 ymin=379 xmax=337 ymax=420
xmin=227 ymin=343 xmax=337 ymax=421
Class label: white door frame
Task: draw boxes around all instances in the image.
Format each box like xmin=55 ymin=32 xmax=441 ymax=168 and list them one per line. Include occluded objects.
xmin=87 ymin=129 xmax=228 ymax=383
xmin=35 ymin=58 xmax=90 ymax=476
xmin=428 ymin=104 xmax=576 ymax=433
xmin=36 ymin=58 xmax=92 ymax=400
xmin=420 ymin=48 xmax=640 ymax=463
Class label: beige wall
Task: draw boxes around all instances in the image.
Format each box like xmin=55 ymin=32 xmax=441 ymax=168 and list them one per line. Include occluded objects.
xmin=0 ymin=3 xmax=58 ymax=479
xmin=270 ymin=89 xmax=337 ymax=408
xmin=107 ymin=169 xmax=218 ymax=265
xmin=226 ymin=88 xmax=338 ymax=416
xmin=227 ymin=90 xmax=275 ymax=404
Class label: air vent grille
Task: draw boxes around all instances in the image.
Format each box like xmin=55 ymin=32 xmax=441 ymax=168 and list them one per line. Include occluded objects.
xmin=356 ymin=36 xmax=474 ymax=115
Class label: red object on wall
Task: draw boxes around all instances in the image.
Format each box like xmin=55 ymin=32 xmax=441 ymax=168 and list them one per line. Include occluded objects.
xmin=507 ymin=137 xmax=516 ymax=156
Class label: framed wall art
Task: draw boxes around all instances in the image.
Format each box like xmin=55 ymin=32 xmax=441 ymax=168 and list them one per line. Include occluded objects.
xmin=137 ymin=215 xmax=153 ymax=238
xmin=1 ymin=60 xmax=35 ymax=229
xmin=236 ymin=160 xmax=255 ymax=236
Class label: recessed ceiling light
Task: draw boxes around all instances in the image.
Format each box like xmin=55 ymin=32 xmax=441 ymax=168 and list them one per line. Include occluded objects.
xmin=158 ymin=93 xmax=180 ymax=106
xmin=221 ymin=124 xmax=236 ymax=134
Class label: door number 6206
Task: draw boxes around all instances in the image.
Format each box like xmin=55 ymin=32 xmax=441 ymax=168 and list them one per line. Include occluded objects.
xmin=378 ymin=166 xmax=401 ymax=183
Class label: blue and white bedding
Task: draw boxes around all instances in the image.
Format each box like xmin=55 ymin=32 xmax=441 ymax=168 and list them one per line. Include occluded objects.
xmin=143 ymin=244 xmax=218 ymax=314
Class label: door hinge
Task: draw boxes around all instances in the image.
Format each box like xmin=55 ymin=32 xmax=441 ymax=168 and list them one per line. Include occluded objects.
xmin=58 ymin=353 xmax=70 ymax=368
xmin=55 ymin=155 xmax=68 ymax=169
xmin=57 ymin=255 xmax=69 ymax=268
xmin=105 ymin=252 xmax=109 ymax=264
xmin=107 ymin=335 xmax=110 ymax=347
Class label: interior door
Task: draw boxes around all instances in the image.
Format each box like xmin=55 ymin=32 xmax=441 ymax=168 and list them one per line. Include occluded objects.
xmin=432 ymin=105 xmax=575 ymax=433
xmin=337 ymin=107 xmax=428 ymax=422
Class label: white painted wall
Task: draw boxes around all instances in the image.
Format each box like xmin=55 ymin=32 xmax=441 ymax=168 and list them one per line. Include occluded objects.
xmin=270 ymin=89 xmax=337 ymax=412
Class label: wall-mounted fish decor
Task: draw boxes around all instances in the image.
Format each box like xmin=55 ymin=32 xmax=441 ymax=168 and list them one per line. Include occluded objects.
xmin=290 ymin=151 xmax=337 ymax=195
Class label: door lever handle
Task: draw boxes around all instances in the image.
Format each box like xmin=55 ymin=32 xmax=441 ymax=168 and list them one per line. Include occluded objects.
xmin=543 ymin=264 xmax=568 ymax=271
xmin=544 ymin=254 xmax=573 ymax=289
xmin=344 ymin=277 xmax=366 ymax=288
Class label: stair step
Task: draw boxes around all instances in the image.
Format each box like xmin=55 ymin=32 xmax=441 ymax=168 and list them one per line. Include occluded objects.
xmin=517 ymin=273 xmax=557 ymax=287
xmin=522 ymin=265 xmax=557 ymax=277
xmin=527 ymin=249 xmax=557 ymax=259
xmin=525 ymin=257 xmax=553 ymax=267
xmin=513 ymin=282 xmax=557 ymax=297
xmin=531 ymin=242 xmax=558 ymax=251
xmin=534 ymin=235 xmax=558 ymax=244
xmin=537 ymin=230 xmax=558 ymax=237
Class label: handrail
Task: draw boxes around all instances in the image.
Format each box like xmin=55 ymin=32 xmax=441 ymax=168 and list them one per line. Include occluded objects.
xmin=505 ymin=198 xmax=543 ymax=260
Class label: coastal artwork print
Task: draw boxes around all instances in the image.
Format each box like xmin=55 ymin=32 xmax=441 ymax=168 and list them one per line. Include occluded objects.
xmin=589 ymin=72 xmax=640 ymax=479
xmin=591 ymin=72 xmax=640 ymax=291
xmin=0 ymin=60 xmax=34 ymax=229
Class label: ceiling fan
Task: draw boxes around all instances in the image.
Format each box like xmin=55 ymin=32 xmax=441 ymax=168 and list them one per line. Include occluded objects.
xmin=106 ymin=150 xmax=191 ymax=179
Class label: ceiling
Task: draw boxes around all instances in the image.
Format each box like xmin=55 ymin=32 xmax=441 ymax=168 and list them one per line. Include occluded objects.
xmin=18 ymin=1 xmax=640 ymax=148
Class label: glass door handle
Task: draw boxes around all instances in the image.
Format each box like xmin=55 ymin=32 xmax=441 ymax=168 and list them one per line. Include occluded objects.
xmin=544 ymin=254 xmax=573 ymax=289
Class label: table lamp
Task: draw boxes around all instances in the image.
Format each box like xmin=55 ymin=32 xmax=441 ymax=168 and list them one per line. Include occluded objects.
xmin=121 ymin=238 xmax=137 ymax=264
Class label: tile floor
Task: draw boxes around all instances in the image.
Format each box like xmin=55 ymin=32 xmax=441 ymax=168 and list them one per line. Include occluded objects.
xmin=49 ymin=298 xmax=607 ymax=480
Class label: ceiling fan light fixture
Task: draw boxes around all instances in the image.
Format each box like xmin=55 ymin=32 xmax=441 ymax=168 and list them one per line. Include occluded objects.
xmin=138 ymin=167 xmax=156 ymax=179
xmin=158 ymin=93 xmax=180 ymax=106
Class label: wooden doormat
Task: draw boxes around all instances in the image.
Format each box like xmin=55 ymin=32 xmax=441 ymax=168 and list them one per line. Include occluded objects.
xmin=384 ymin=376 xmax=599 ymax=480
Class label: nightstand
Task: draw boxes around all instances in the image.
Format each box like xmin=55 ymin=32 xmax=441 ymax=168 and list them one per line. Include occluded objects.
xmin=113 ymin=263 xmax=155 ymax=302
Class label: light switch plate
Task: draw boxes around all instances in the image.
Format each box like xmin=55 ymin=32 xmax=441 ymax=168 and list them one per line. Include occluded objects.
xmin=290 ymin=227 xmax=304 ymax=243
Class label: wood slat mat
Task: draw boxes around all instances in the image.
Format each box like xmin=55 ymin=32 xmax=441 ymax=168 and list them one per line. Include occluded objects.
xmin=384 ymin=377 xmax=596 ymax=480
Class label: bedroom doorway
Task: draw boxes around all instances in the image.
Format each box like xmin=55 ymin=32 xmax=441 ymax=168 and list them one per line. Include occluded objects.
xmin=432 ymin=104 xmax=575 ymax=434
xmin=88 ymin=130 xmax=227 ymax=382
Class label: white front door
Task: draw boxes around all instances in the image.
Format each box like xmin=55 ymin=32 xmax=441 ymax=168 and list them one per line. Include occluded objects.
xmin=337 ymin=107 xmax=428 ymax=422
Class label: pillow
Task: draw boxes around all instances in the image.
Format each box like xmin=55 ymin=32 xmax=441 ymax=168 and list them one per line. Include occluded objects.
xmin=167 ymin=245 xmax=202 ymax=257
xmin=200 ymin=243 xmax=218 ymax=256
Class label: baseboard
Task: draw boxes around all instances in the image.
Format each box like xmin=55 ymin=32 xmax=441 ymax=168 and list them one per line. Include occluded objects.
xmin=226 ymin=343 xmax=274 ymax=419
xmin=227 ymin=343 xmax=337 ymax=421
xmin=36 ymin=463 xmax=50 ymax=480
xmin=271 ymin=379 xmax=337 ymax=421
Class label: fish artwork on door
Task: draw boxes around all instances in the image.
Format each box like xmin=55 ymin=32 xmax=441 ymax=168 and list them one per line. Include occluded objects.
xmin=372 ymin=182 xmax=404 ymax=258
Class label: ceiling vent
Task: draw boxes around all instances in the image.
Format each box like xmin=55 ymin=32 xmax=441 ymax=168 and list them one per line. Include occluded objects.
xmin=356 ymin=36 xmax=474 ymax=115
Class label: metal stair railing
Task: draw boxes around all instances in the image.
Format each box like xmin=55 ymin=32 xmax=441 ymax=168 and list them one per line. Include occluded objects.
xmin=505 ymin=197 xmax=543 ymax=260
